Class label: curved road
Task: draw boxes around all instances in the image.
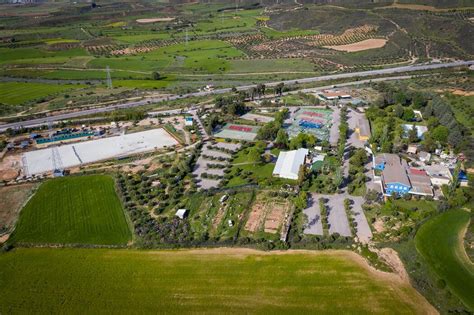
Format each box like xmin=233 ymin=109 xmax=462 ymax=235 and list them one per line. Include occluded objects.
xmin=1 ymin=60 xmax=472 ymax=132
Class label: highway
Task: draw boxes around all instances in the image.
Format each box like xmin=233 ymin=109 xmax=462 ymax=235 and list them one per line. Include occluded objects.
xmin=0 ymin=60 xmax=472 ymax=132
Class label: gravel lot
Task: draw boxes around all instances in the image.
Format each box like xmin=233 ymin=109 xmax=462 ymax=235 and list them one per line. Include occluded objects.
xmin=304 ymin=192 xmax=373 ymax=242
xmin=193 ymin=142 xmax=241 ymax=190
xmin=326 ymin=194 xmax=352 ymax=237
xmin=303 ymin=194 xmax=323 ymax=235
xmin=350 ymin=196 xmax=373 ymax=243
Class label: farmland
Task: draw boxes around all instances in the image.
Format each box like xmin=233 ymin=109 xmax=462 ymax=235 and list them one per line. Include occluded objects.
xmin=0 ymin=248 xmax=435 ymax=314
xmin=0 ymin=82 xmax=84 ymax=106
xmin=0 ymin=0 xmax=470 ymax=103
xmin=415 ymin=209 xmax=474 ymax=311
xmin=10 ymin=175 xmax=131 ymax=246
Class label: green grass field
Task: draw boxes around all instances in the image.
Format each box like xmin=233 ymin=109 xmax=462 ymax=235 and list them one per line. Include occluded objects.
xmin=415 ymin=209 xmax=474 ymax=311
xmin=89 ymin=40 xmax=244 ymax=74
xmin=0 ymin=248 xmax=434 ymax=313
xmin=0 ymin=82 xmax=84 ymax=105
xmin=10 ymin=175 xmax=131 ymax=246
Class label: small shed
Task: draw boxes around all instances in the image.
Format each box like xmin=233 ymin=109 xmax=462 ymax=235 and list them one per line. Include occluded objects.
xmin=175 ymin=209 xmax=188 ymax=219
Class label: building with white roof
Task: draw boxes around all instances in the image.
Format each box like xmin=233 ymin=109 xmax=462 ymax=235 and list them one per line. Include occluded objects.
xmin=272 ymin=148 xmax=309 ymax=180
xmin=175 ymin=209 xmax=188 ymax=219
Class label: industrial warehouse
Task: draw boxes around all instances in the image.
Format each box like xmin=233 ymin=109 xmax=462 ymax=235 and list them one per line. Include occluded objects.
xmin=22 ymin=128 xmax=178 ymax=176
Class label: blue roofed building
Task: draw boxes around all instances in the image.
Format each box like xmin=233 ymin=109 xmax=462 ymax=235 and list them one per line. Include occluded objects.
xmin=374 ymin=153 xmax=411 ymax=196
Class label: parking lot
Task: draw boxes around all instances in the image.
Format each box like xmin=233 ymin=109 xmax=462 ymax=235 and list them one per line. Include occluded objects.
xmin=350 ymin=196 xmax=373 ymax=243
xmin=303 ymin=195 xmax=323 ymax=235
xmin=303 ymin=193 xmax=373 ymax=243
xmin=193 ymin=142 xmax=241 ymax=190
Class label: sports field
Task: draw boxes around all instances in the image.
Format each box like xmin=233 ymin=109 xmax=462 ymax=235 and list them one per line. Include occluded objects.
xmin=287 ymin=107 xmax=333 ymax=140
xmin=10 ymin=175 xmax=131 ymax=245
xmin=415 ymin=209 xmax=474 ymax=311
xmin=0 ymin=248 xmax=435 ymax=314
xmin=214 ymin=123 xmax=260 ymax=141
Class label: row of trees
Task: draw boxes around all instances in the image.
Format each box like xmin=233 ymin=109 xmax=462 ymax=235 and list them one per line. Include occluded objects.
xmin=256 ymin=109 xmax=287 ymax=141
xmin=371 ymin=82 xmax=466 ymax=153
xmin=347 ymin=148 xmax=368 ymax=195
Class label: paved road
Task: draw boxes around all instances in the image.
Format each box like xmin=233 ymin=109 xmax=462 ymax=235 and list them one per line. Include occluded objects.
xmin=1 ymin=60 xmax=471 ymax=132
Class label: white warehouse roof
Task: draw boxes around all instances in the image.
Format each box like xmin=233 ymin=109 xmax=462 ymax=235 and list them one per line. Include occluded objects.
xmin=272 ymin=148 xmax=309 ymax=180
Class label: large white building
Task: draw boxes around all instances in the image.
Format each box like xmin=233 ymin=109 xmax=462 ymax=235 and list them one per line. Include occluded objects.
xmin=272 ymin=148 xmax=309 ymax=180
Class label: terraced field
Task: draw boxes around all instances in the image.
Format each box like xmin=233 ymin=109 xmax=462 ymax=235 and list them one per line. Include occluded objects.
xmin=10 ymin=175 xmax=131 ymax=246
xmin=0 ymin=248 xmax=435 ymax=314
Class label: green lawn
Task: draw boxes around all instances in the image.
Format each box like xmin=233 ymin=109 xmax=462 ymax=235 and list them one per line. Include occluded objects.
xmin=415 ymin=209 xmax=474 ymax=311
xmin=0 ymin=248 xmax=433 ymax=314
xmin=0 ymin=82 xmax=84 ymax=105
xmin=10 ymin=175 xmax=131 ymax=246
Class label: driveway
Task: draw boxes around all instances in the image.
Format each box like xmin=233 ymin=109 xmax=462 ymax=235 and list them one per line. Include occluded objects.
xmin=329 ymin=106 xmax=341 ymax=146
xmin=347 ymin=109 xmax=367 ymax=149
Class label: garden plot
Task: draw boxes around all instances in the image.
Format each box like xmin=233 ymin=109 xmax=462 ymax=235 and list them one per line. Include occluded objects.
xmin=245 ymin=193 xmax=291 ymax=234
xmin=286 ymin=107 xmax=333 ymax=141
xmin=214 ymin=124 xmax=260 ymax=141
xmin=240 ymin=113 xmax=275 ymax=123
xmin=22 ymin=129 xmax=178 ymax=176
xmin=264 ymin=200 xmax=291 ymax=234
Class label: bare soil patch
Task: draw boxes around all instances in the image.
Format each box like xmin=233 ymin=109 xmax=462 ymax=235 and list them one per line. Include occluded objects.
xmin=212 ymin=204 xmax=227 ymax=230
xmin=373 ymin=217 xmax=386 ymax=233
xmin=136 ymin=17 xmax=175 ymax=24
xmin=325 ymin=38 xmax=387 ymax=52
xmin=245 ymin=194 xmax=291 ymax=234
xmin=451 ymin=89 xmax=474 ymax=96
xmin=264 ymin=200 xmax=291 ymax=233
xmin=381 ymin=3 xmax=470 ymax=12
xmin=0 ymin=154 xmax=21 ymax=181
xmin=245 ymin=201 xmax=265 ymax=232
xmin=0 ymin=183 xmax=37 ymax=231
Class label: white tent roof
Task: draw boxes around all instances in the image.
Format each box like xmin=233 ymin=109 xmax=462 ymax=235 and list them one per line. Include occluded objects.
xmin=273 ymin=148 xmax=309 ymax=180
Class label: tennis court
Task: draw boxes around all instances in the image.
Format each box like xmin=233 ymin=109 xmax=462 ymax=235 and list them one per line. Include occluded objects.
xmin=286 ymin=108 xmax=333 ymax=141
xmin=214 ymin=124 xmax=260 ymax=141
